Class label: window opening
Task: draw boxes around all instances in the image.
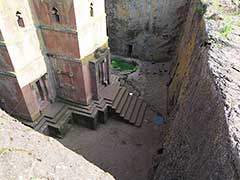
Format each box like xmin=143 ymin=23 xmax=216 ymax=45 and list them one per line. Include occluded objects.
xmin=52 ymin=7 xmax=60 ymax=23
xmin=90 ymin=3 xmax=94 ymax=17
xmin=16 ymin=11 xmax=25 ymax=28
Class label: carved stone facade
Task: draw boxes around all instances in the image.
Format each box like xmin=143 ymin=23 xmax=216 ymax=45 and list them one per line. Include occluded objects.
xmin=0 ymin=0 xmax=110 ymax=122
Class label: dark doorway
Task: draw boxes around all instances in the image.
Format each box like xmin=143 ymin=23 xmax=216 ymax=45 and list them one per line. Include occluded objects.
xmin=128 ymin=44 xmax=133 ymax=57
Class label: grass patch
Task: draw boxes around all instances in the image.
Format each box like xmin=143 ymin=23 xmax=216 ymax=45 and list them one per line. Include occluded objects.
xmin=220 ymin=23 xmax=233 ymax=37
xmin=196 ymin=3 xmax=207 ymax=15
xmin=219 ymin=17 xmax=233 ymax=38
xmin=111 ymin=57 xmax=138 ymax=73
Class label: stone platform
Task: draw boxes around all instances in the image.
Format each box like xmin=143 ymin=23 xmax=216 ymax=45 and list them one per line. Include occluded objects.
xmin=22 ymin=75 xmax=157 ymax=137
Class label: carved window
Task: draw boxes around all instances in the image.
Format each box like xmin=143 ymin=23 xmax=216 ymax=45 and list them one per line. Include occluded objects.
xmin=16 ymin=11 xmax=25 ymax=28
xmin=90 ymin=3 xmax=94 ymax=17
xmin=52 ymin=7 xmax=60 ymax=23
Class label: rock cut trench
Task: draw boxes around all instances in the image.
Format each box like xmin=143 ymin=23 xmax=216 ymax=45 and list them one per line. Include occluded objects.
xmin=0 ymin=0 xmax=240 ymax=180
xmin=58 ymin=59 xmax=169 ymax=180
xmin=59 ymin=0 xmax=240 ymax=180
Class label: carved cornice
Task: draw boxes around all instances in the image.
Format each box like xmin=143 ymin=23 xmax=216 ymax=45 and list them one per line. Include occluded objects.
xmin=38 ymin=24 xmax=77 ymax=35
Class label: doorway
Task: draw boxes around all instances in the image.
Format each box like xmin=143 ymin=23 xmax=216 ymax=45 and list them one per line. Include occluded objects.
xmin=127 ymin=44 xmax=133 ymax=57
xmin=34 ymin=75 xmax=50 ymax=109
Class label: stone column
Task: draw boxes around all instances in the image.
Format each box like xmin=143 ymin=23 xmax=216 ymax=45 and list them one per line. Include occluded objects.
xmin=106 ymin=52 xmax=111 ymax=84
xmin=89 ymin=61 xmax=99 ymax=100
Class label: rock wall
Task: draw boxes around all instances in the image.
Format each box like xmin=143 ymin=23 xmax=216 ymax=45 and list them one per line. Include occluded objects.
xmin=0 ymin=109 xmax=115 ymax=180
xmin=105 ymin=0 xmax=189 ymax=62
xmin=149 ymin=0 xmax=240 ymax=179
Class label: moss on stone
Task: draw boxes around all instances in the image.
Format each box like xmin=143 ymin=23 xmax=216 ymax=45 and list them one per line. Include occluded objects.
xmin=111 ymin=57 xmax=138 ymax=73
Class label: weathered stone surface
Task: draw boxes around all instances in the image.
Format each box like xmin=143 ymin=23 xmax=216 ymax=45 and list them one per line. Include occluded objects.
xmin=0 ymin=109 xmax=115 ymax=180
xmin=105 ymin=0 xmax=189 ymax=62
xmin=148 ymin=0 xmax=240 ymax=179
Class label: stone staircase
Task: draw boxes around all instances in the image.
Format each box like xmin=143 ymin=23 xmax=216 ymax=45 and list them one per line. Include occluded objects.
xmin=23 ymin=97 xmax=108 ymax=138
xmin=103 ymin=86 xmax=157 ymax=128
xmin=22 ymin=103 xmax=72 ymax=138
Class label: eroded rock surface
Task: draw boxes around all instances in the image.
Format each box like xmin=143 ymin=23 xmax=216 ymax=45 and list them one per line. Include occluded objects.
xmin=0 ymin=110 xmax=115 ymax=180
xmin=105 ymin=0 xmax=189 ymax=62
xmin=148 ymin=0 xmax=240 ymax=179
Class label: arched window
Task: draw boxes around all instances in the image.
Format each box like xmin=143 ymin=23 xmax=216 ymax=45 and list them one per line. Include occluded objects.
xmin=52 ymin=7 xmax=60 ymax=23
xmin=16 ymin=11 xmax=25 ymax=28
xmin=90 ymin=3 xmax=94 ymax=17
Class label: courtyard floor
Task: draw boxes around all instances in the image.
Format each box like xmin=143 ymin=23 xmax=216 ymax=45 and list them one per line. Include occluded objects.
xmin=58 ymin=118 xmax=164 ymax=180
xmin=58 ymin=58 xmax=169 ymax=180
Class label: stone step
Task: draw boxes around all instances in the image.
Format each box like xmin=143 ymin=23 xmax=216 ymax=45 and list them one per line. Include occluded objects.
xmin=70 ymin=106 xmax=98 ymax=119
xmin=34 ymin=117 xmax=47 ymax=131
xmin=47 ymin=106 xmax=68 ymax=124
xmin=72 ymin=109 xmax=98 ymax=130
xmin=48 ymin=110 xmax=71 ymax=129
xmin=100 ymin=85 xmax=120 ymax=103
xmin=43 ymin=102 xmax=65 ymax=119
xmin=59 ymin=97 xmax=95 ymax=112
xmin=39 ymin=121 xmax=49 ymax=135
xmin=129 ymin=99 xmax=143 ymax=124
xmin=67 ymin=101 xmax=97 ymax=115
xmin=22 ymin=115 xmax=43 ymax=129
xmin=94 ymin=97 xmax=105 ymax=106
xmin=112 ymin=87 xmax=126 ymax=109
xmin=94 ymin=98 xmax=107 ymax=112
xmin=135 ymin=102 xmax=147 ymax=127
xmin=125 ymin=95 xmax=138 ymax=121
xmin=116 ymin=90 xmax=129 ymax=114
xmin=104 ymin=99 xmax=113 ymax=106
xmin=47 ymin=111 xmax=72 ymax=138
xmin=120 ymin=94 xmax=133 ymax=118
xmin=68 ymin=102 xmax=95 ymax=112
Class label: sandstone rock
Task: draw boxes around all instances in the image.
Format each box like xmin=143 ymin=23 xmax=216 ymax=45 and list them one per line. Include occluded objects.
xmin=105 ymin=0 xmax=189 ymax=62
xmin=148 ymin=0 xmax=240 ymax=179
xmin=0 ymin=110 xmax=115 ymax=180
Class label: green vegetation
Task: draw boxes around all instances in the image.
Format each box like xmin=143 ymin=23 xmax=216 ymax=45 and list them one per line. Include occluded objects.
xmin=220 ymin=23 xmax=233 ymax=37
xmin=111 ymin=57 xmax=138 ymax=73
xmin=202 ymin=0 xmax=240 ymax=40
xmin=219 ymin=17 xmax=233 ymax=38
xmin=196 ymin=3 xmax=207 ymax=15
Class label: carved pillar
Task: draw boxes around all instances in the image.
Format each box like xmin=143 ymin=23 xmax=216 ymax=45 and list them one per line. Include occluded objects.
xmin=106 ymin=52 xmax=111 ymax=84
xmin=89 ymin=61 xmax=99 ymax=100
xmin=100 ymin=61 xmax=104 ymax=84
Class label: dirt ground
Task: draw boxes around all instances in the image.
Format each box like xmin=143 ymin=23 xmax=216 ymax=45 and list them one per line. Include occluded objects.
xmin=58 ymin=119 xmax=165 ymax=180
xmin=58 ymin=58 xmax=169 ymax=180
